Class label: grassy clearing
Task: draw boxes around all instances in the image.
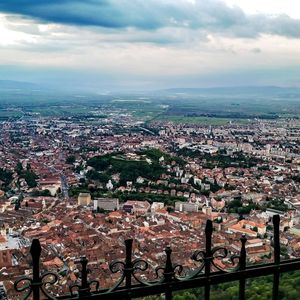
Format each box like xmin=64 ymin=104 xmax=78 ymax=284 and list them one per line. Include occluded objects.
xmin=154 ymin=115 xmax=250 ymax=125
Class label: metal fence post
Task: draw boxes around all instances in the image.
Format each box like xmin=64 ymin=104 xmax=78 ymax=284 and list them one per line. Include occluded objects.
xmin=30 ymin=239 xmax=42 ymax=300
xmin=78 ymin=256 xmax=90 ymax=296
xmin=124 ymin=239 xmax=133 ymax=300
xmin=204 ymin=220 xmax=213 ymax=300
xmin=272 ymin=215 xmax=280 ymax=300
xmin=163 ymin=247 xmax=174 ymax=300
xmin=239 ymin=234 xmax=247 ymax=300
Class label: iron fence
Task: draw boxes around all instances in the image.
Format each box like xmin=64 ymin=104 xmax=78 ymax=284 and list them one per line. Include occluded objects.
xmin=13 ymin=215 xmax=300 ymax=300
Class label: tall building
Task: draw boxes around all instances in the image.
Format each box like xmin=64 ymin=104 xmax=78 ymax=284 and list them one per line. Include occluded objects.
xmin=77 ymin=193 xmax=91 ymax=206
xmin=94 ymin=198 xmax=119 ymax=211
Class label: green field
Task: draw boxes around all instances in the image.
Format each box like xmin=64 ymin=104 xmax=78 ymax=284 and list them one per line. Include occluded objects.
xmin=1 ymin=87 xmax=300 ymax=122
xmin=153 ymin=115 xmax=251 ymax=125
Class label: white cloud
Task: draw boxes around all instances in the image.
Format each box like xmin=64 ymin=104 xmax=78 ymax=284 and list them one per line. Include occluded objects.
xmin=0 ymin=1 xmax=300 ymax=88
xmin=223 ymin=0 xmax=300 ymax=18
xmin=0 ymin=14 xmax=37 ymax=45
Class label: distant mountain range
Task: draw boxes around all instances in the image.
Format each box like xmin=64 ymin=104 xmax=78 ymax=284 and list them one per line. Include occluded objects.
xmin=0 ymin=80 xmax=299 ymax=96
xmin=0 ymin=80 xmax=42 ymax=91
xmin=159 ymin=86 xmax=300 ymax=95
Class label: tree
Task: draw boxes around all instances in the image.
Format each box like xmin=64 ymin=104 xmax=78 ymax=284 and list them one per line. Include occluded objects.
xmin=87 ymin=170 xmax=110 ymax=183
xmin=16 ymin=162 xmax=23 ymax=175
xmin=31 ymin=189 xmax=51 ymax=197
xmin=66 ymin=155 xmax=76 ymax=164
xmin=96 ymin=207 xmax=105 ymax=213
xmin=166 ymin=206 xmax=174 ymax=213
xmin=266 ymin=198 xmax=288 ymax=212
xmin=0 ymin=168 xmax=13 ymax=186
xmin=24 ymin=170 xmax=38 ymax=188
xmin=174 ymin=291 xmax=197 ymax=300
xmin=87 ymin=155 xmax=111 ymax=171
xmin=14 ymin=199 xmax=20 ymax=210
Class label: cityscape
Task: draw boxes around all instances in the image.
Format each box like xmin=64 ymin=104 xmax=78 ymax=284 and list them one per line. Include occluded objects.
xmin=0 ymin=0 xmax=300 ymax=299
xmin=0 ymin=91 xmax=299 ymax=298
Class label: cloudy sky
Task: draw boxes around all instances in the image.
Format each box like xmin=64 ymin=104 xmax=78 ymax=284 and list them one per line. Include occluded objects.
xmin=0 ymin=0 xmax=300 ymax=91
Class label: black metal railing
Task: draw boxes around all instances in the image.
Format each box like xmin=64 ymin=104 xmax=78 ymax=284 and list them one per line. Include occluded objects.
xmin=13 ymin=215 xmax=300 ymax=300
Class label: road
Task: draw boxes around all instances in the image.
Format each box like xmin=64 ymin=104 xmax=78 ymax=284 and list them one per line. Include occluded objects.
xmin=60 ymin=174 xmax=69 ymax=200
xmin=48 ymin=163 xmax=69 ymax=200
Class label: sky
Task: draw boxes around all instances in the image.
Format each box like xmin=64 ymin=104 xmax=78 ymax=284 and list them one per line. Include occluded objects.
xmin=0 ymin=0 xmax=300 ymax=91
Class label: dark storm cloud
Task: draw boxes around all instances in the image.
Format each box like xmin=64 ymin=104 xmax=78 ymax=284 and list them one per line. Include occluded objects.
xmin=1 ymin=0 xmax=300 ymax=39
xmin=0 ymin=0 xmax=172 ymax=29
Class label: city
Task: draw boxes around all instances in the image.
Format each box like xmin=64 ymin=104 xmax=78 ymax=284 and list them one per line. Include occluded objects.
xmin=1 ymin=0 xmax=300 ymax=299
xmin=0 ymin=99 xmax=299 ymax=298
